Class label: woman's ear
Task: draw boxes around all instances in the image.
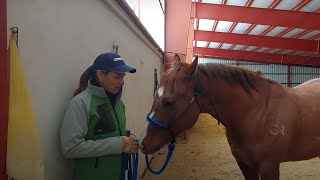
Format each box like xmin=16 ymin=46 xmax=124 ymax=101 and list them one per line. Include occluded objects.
xmin=96 ymin=70 xmax=103 ymax=82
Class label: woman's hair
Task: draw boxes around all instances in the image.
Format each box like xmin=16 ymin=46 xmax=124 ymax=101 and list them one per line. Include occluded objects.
xmin=73 ymin=67 xmax=96 ymax=97
xmin=73 ymin=67 xmax=111 ymax=97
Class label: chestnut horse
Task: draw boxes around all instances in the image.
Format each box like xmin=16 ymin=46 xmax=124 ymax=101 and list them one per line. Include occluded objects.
xmin=140 ymin=55 xmax=320 ymax=180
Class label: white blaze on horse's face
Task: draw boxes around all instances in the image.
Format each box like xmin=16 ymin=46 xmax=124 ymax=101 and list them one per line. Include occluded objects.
xmin=157 ymin=86 xmax=164 ymax=98
xmin=139 ymin=112 xmax=155 ymax=150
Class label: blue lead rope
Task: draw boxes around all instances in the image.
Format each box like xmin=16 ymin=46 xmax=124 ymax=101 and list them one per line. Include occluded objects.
xmin=122 ymin=151 xmax=139 ymax=180
xmin=145 ymin=143 xmax=175 ymax=174
xmin=122 ymin=110 xmax=177 ymax=179
xmin=128 ymin=150 xmax=139 ymax=179
xmin=122 ymin=138 xmax=139 ymax=180
xmin=122 ymin=141 xmax=175 ymax=179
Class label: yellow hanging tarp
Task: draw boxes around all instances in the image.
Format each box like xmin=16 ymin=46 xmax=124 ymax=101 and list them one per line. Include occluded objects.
xmin=7 ymin=32 xmax=44 ymax=180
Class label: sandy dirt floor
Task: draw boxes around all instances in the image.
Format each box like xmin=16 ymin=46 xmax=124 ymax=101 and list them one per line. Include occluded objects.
xmin=141 ymin=114 xmax=320 ymax=180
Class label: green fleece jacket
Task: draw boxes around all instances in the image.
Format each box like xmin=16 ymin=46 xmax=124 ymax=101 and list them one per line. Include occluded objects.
xmin=60 ymin=80 xmax=126 ymax=180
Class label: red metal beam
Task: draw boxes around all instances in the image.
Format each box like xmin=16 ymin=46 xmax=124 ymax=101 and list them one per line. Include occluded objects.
xmin=271 ymin=29 xmax=315 ymax=55
xmin=194 ymin=30 xmax=318 ymax=53
xmin=196 ymin=3 xmax=320 ymax=30
xmin=0 ymin=0 xmax=8 ymax=178
xmin=194 ymin=47 xmax=320 ymax=67
xmin=259 ymin=0 xmax=313 ymax=53
xmin=221 ymin=0 xmax=253 ymax=50
xmin=292 ymin=29 xmax=312 ymax=39
xmin=186 ymin=2 xmax=196 ymax=64
xmin=205 ymin=0 xmax=227 ymax=48
xmin=269 ymin=0 xmax=281 ymax=8
xmin=239 ymin=0 xmax=281 ymax=51
xmin=308 ymin=33 xmax=320 ymax=40
xmin=292 ymin=0 xmax=311 ymax=11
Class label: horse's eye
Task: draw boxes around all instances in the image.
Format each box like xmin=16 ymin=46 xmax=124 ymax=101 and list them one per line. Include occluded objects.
xmin=163 ymin=99 xmax=174 ymax=107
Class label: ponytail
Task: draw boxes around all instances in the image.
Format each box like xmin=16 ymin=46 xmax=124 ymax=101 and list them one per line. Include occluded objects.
xmin=73 ymin=67 xmax=96 ymax=97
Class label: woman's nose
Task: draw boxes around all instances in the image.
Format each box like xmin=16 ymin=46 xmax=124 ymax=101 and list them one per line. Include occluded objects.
xmin=120 ymin=78 xmax=124 ymax=86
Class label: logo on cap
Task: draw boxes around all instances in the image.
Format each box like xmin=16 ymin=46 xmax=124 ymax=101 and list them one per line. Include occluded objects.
xmin=113 ymin=58 xmax=123 ymax=62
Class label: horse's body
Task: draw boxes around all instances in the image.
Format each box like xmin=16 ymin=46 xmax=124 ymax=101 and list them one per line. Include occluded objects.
xmin=140 ymin=55 xmax=320 ymax=180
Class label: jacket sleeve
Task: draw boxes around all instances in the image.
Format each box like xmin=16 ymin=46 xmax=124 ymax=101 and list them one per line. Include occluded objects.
xmin=60 ymin=99 xmax=123 ymax=158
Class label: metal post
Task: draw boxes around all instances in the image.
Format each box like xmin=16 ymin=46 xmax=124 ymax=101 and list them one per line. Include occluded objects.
xmin=287 ymin=65 xmax=291 ymax=87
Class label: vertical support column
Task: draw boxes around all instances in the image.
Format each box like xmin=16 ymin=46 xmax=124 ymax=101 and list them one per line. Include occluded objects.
xmin=0 ymin=0 xmax=8 ymax=179
xmin=287 ymin=65 xmax=291 ymax=87
xmin=164 ymin=0 xmax=193 ymax=70
xmin=185 ymin=3 xmax=196 ymax=64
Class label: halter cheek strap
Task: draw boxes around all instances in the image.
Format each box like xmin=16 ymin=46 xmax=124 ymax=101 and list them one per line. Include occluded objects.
xmin=146 ymin=114 xmax=167 ymax=129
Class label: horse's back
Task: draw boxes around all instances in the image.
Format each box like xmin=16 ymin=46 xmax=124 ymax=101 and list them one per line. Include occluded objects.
xmin=287 ymin=78 xmax=320 ymax=160
xmin=293 ymin=78 xmax=320 ymax=91
xmin=292 ymin=78 xmax=320 ymax=98
xmin=292 ymin=78 xmax=320 ymax=115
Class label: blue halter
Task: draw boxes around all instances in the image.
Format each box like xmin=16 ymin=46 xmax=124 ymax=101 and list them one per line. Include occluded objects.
xmin=146 ymin=113 xmax=168 ymax=129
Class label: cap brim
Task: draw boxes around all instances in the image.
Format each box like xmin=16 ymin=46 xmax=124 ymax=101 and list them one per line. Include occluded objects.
xmin=111 ymin=65 xmax=136 ymax=73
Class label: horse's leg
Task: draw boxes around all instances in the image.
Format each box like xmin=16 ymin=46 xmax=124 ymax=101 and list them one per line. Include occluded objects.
xmin=236 ymin=160 xmax=259 ymax=180
xmin=258 ymin=161 xmax=280 ymax=180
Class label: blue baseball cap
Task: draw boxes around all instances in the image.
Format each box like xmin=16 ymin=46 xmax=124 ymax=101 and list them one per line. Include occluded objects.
xmin=91 ymin=53 xmax=136 ymax=73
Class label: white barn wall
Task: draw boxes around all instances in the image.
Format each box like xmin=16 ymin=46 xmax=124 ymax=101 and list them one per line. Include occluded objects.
xmin=7 ymin=0 xmax=162 ymax=179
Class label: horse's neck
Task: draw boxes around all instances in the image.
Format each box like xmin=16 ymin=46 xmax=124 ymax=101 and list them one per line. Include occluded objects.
xmin=202 ymin=77 xmax=267 ymax=128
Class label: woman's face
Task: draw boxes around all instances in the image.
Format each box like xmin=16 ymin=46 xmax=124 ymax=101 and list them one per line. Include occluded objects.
xmin=96 ymin=70 xmax=125 ymax=94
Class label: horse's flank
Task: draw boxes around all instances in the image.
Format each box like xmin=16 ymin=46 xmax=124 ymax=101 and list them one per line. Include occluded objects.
xmin=195 ymin=63 xmax=320 ymax=163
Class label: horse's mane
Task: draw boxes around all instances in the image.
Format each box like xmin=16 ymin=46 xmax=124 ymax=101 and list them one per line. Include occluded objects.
xmin=161 ymin=62 xmax=276 ymax=94
xmin=160 ymin=62 xmax=186 ymax=89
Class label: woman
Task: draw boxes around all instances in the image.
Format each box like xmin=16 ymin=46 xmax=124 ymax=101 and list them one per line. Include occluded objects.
xmin=60 ymin=53 xmax=139 ymax=180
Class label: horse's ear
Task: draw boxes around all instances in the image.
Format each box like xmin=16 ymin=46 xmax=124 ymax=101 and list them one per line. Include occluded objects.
xmin=171 ymin=61 xmax=180 ymax=69
xmin=185 ymin=56 xmax=198 ymax=76
xmin=170 ymin=54 xmax=181 ymax=69
xmin=173 ymin=54 xmax=181 ymax=62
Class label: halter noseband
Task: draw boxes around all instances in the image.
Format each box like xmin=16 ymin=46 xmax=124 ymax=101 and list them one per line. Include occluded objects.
xmin=146 ymin=82 xmax=202 ymax=142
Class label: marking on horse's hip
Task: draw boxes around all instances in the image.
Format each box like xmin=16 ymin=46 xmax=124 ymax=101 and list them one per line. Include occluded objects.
xmin=270 ymin=121 xmax=285 ymax=136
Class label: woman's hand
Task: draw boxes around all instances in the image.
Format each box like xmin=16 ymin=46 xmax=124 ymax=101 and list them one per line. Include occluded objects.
xmin=122 ymin=136 xmax=139 ymax=153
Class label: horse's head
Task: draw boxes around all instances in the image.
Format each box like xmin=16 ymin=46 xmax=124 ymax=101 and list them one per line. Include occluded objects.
xmin=140 ymin=55 xmax=201 ymax=154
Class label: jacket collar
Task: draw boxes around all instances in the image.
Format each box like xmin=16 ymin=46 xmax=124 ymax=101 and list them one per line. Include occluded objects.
xmin=87 ymin=79 xmax=108 ymax=97
xmin=87 ymin=79 xmax=122 ymax=99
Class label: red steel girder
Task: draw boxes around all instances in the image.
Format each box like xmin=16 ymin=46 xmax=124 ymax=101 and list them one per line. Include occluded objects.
xmin=196 ymin=3 xmax=320 ymax=30
xmin=194 ymin=47 xmax=320 ymax=67
xmin=205 ymin=0 xmax=227 ymax=48
xmin=241 ymin=0 xmax=281 ymax=51
xmin=0 ymin=0 xmax=8 ymax=178
xmin=222 ymin=0 xmax=253 ymax=50
xmin=242 ymin=0 xmax=311 ymax=52
xmin=194 ymin=30 xmax=318 ymax=53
